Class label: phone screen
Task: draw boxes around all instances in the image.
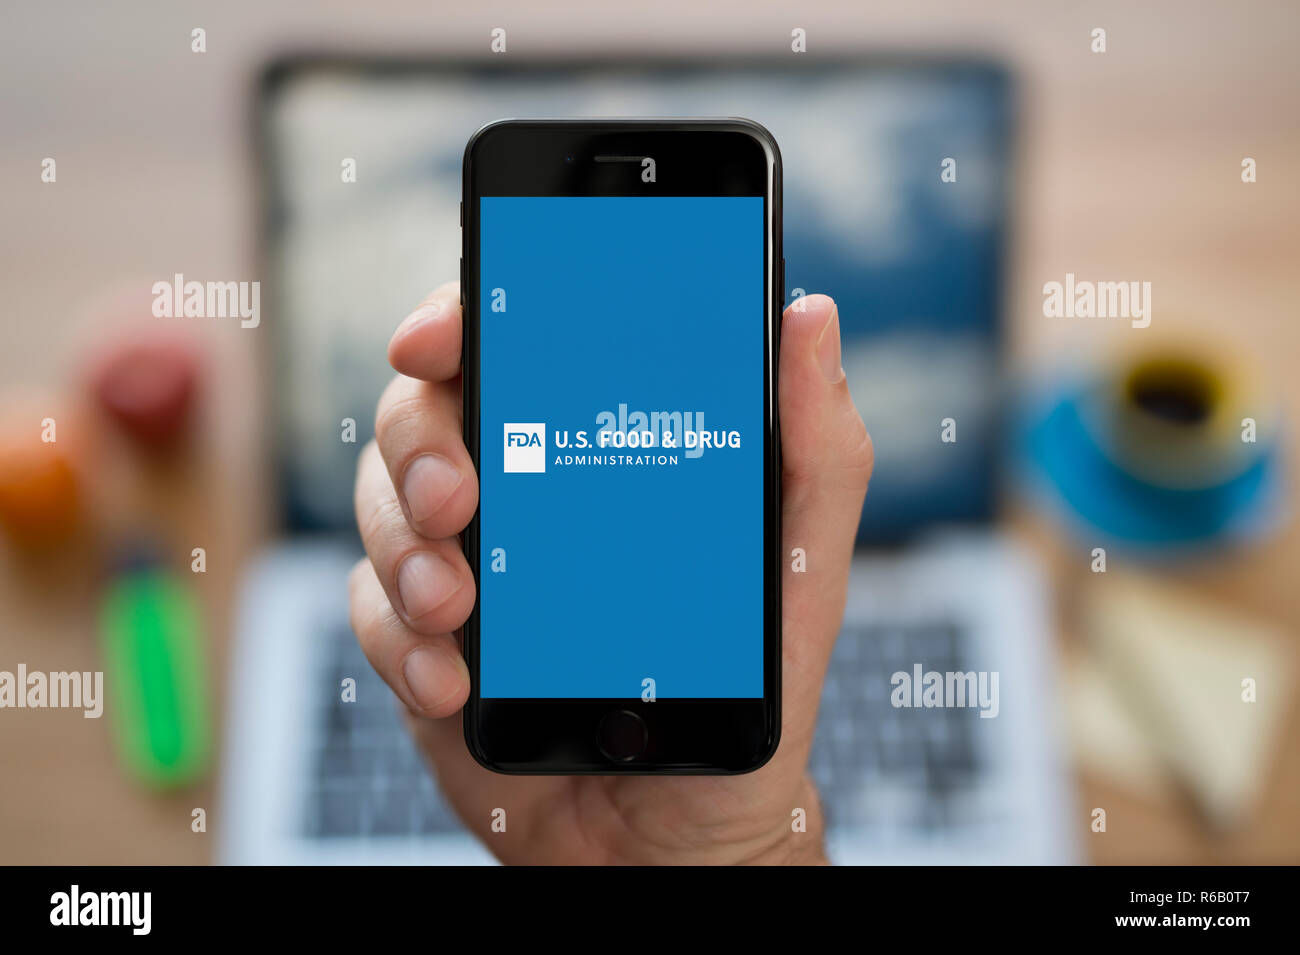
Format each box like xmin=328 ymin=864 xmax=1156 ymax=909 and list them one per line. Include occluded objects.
xmin=478 ymin=195 xmax=766 ymax=699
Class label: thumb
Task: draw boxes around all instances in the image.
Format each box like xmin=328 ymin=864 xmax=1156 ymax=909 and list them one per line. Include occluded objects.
xmin=775 ymin=293 xmax=873 ymax=766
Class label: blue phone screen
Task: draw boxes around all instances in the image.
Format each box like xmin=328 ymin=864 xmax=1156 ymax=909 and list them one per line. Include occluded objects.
xmin=479 ymin=196 xmax=766 ymax=699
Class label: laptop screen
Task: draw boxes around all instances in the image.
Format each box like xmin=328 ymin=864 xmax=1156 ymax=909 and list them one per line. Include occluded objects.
xmin=258 ymin=58 xmax=1011 ymax=541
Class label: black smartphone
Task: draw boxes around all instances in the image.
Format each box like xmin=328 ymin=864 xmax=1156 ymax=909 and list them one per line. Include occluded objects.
xmin=461 ymin=119 xmax=782 ymax=773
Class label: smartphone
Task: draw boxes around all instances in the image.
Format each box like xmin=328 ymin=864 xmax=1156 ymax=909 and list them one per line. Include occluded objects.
xmin=461 ymin=119 xmax=782 ymax=773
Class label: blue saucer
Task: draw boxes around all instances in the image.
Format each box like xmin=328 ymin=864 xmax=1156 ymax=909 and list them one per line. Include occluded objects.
xmin=1022 ymin=387 xmax=1284 ymax=554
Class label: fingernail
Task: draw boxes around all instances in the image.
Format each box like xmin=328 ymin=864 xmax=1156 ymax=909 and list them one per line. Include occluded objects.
xmin=394 ymin=300 xmax=443 ymax=339
xmin=403 ymin=645 xmax=459 ymax=711
xmin=816 ymin=304 xmax=845 ymax=383
xmin=396 ymin=551 xmax=462 ymax=621
xmin=403 ymin=453 xmax=463 ymax=524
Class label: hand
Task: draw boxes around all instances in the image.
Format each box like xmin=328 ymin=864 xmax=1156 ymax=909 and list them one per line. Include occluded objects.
xmin=349 ymin=282 xmax=872 ymax=864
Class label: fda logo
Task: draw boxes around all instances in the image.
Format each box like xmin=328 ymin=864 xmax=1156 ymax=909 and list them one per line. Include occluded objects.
xmin=503 ymin=423 xmax=545 ymax=473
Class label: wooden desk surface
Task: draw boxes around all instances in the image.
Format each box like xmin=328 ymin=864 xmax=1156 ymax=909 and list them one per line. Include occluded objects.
xmin=1 ymin=0 xmax=1296 ymax=865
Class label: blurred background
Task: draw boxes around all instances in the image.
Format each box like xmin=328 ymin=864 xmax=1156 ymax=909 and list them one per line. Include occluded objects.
xmin=1 ymin=0 xmax=1297 ymax=864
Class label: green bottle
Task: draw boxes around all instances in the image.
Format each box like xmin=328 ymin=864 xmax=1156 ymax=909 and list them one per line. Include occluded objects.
xmin=100 ymin=560 xmax=210 ymax=787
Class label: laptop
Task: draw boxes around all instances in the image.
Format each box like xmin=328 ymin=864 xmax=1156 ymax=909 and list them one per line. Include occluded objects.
xmin=220 ymin=55 xmax=1077 ymax=865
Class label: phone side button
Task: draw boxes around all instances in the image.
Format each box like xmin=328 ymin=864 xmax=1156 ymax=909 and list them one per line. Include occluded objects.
xmin=459 ymin=257 xmax=465 ymax=307
xmin=596 ymin=709 xmax=648 ymax=762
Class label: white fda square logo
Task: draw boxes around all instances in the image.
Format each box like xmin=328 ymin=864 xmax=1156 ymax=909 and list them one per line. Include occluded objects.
xmin=503 ymin=423 xmax=546 ymax=473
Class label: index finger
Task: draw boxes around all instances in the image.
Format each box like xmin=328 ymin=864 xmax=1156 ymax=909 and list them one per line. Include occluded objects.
xmin=387 ymin=281 xmax=463 ymax=382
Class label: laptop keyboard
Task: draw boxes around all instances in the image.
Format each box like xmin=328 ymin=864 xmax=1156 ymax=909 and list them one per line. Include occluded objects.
xmin=809 ymin=619 xmax=984 ymax=834
xmin=304 ymin=617 xmax=984 ymax=839
xmin=304 ymin=626 xmax=462 ymax=837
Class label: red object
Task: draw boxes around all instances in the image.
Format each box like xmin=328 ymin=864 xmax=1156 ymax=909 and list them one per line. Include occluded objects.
xmin=89 ymin=340 xmax=198 ymax=446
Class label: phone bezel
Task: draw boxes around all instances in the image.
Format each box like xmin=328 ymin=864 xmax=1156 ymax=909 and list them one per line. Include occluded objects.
xmin=462 ymin=119 xmax=782 ymax=774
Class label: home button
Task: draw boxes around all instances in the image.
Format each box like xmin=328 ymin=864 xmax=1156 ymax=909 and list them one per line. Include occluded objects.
xmin=596 ymin=709 xmax=648 ymax=762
